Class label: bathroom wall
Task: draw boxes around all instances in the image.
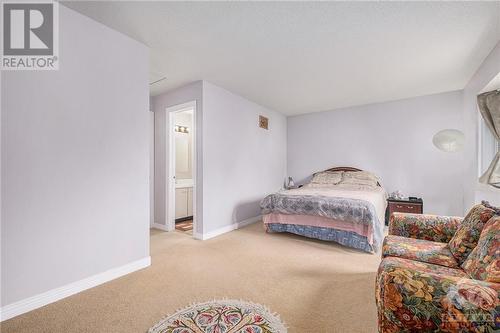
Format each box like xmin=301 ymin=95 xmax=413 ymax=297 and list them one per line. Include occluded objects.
xmin=175 ymin=111 xmax=193 ymax=180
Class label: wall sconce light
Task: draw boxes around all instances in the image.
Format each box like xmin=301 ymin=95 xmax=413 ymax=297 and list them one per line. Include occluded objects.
xmin=432 ymin=129 xmax=465 ymax=152
xmin=174 ymin=125 xmax=189 ymax=133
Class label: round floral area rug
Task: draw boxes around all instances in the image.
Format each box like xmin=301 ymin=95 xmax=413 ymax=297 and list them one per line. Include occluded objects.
xmin=148 ymin=299 xmax=287 ymax=333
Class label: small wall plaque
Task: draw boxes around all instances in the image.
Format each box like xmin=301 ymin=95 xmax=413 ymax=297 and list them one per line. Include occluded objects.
xmin=259 ymin=115 xmax=269 ymax=130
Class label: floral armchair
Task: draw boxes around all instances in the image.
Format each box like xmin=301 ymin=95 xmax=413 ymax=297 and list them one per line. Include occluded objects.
xmin=376 ymin=205 xmax=499 ymax=333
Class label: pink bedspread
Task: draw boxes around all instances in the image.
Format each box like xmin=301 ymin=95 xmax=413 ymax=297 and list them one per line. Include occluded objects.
xmin=263 ymin=213 xmax=373 ymax=243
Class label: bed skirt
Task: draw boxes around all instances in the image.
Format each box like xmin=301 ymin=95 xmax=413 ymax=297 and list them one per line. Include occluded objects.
xmin=265 ymin=223 xmax=375 ymax=253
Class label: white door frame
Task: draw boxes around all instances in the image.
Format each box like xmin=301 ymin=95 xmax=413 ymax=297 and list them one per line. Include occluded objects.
xmin=166 ymin=101 xmax=197 ymax=236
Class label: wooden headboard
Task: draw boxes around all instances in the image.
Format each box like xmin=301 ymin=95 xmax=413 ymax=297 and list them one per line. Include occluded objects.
xmin=316 ymin=166 xmax=382 ymax=186
xmin=323 ymin=166 xmax=363 ymax=173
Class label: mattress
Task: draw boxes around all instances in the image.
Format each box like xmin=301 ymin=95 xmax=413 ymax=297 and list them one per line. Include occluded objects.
xmin=261 ymin=183 xmax=387 ymax=252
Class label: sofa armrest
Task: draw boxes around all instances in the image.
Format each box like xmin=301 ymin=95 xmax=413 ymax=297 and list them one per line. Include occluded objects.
xmin=389 ymin=212 xmax=462 ymax=243
xmin=376 ymin=257 xmax=499 ymax=332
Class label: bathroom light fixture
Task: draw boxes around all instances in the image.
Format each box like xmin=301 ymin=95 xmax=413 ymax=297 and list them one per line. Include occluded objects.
xmin=175 ymin=125 xmax=189 ymax=133
xmin=432 ymin=129 xmax=465 ymax=152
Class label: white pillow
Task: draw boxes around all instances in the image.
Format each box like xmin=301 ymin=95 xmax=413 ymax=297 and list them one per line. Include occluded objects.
xmin=341 ymin=171 xmax=380 ymax=187
xmin=343 ymin=171 xmax=380 ymax=182
xmin=340 ymin=176 xmax=378 ymax=188
xmin=310 ymin=171 xmax=343 ymax=185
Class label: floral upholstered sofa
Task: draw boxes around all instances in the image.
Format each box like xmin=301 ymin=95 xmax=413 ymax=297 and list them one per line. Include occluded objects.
xmin=376 ymin=202 xmax=499 ymax=332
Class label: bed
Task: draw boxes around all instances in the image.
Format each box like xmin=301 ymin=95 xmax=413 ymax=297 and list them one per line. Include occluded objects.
xmin=260 ymin=167 xmax=387 ymax=253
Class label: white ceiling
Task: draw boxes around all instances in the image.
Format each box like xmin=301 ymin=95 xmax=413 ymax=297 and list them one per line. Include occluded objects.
xmin=63 ymin=1 xmax=500 ymax=116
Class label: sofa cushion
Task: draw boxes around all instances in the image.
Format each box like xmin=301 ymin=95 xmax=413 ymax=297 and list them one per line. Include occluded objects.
xmin=378 ymin=256 xmax=467 ymax=279
xmin=389 ymin=212 xmax=461 ymax=243
xmin=383 ymin=235 xmax=459 ymax=268
xmin=448 ymin=203 xmax=497 ymax=264
xmin=376 ymin=256 xmax=499 ymax=333
xmin=462 ymin=215 xmax=500 ymax=283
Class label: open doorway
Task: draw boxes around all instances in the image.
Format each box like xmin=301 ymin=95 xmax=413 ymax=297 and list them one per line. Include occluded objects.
xmin=166 ymin=101 xmax=197 ymax=236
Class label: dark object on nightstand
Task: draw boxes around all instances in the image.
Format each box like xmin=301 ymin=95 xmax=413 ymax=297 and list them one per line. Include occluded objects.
xmin=286 ymin=184 xmax=304 ymax=190
xmin=385 ymin=197 xmax=423 ymax=225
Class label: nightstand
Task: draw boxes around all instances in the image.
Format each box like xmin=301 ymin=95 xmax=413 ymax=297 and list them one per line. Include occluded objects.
xmin=385 ymin=197 xmax=423 ymax=225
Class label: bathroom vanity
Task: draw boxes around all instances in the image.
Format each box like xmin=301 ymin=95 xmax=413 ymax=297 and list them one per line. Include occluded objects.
xmin=175 ymin=179 xmax=193 ymax=220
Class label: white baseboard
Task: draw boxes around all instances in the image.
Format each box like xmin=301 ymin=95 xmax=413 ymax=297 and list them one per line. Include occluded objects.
xmin=200 ymin=215 xmax=261 ymax=240
xmin=237 ymin=215 xmax=262 ymax=228
xmin=151 ymin=223 xmax=169 ymax=231
xmin=0 ymin=256 xmax=151 ymax=322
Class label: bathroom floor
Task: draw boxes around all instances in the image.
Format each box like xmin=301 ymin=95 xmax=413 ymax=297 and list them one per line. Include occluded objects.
xmin=175 ymin=220 xmax=193 ymax=233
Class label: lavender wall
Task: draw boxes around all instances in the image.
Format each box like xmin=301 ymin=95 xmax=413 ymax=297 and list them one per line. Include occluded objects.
xmin=1 ymin=5 xmax=150 ymax=307
xmin=152 ymin=81 xmax=287 ymax=236
xmin=462 ymin=41 xmax=500 ymax=209
xmin=152 ymin=81 xmax=203 ymax=234
xmin=287 ymin=91 xmax=464 ymax=216
xmin=202 ymin=81 xmax=287 ymax=233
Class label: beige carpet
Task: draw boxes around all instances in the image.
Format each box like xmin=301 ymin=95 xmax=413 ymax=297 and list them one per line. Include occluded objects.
xmin=2 ymin=222 xmax=381 ymax=332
